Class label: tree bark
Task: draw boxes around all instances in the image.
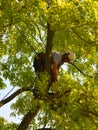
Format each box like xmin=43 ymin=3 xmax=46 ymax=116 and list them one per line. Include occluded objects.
xmin=0 ymin=87 xmax=32 ymax=107
xmin=45 ymin=23 xmax=55 ymax=75
xmin=17 ymin=105 xmax=40 ymax=130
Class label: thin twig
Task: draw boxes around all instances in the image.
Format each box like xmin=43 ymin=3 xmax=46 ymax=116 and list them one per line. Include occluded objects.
xmin=70 ymin=62 xmax=94 ymax=78
xmin=89 ymin=115 xmax=98 ymax=127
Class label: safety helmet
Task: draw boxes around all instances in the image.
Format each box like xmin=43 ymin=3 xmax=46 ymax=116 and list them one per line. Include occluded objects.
xmin=66 ymin=50 xmax=76 ymax=61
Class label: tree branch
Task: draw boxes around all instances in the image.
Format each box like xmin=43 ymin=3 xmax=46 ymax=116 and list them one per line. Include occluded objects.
xmin=17 ymin=106 xmax=40 ymax=130
xmin=72 ymin=28 xmax=97 ymax=46
xmin=37 ymin=128 xmax=55 ymax=130
xmin=0 ymin=82 xmax=71 ymax=108
xmin=70 ymin=63 xmax=94 ymax=78
xmin=0 ymin=87 xmax=32 ymax=107
xmin=89 ymin=114 xmax=98 ymax=127
xmin=89 ymin=110 xmax=98 ymax=117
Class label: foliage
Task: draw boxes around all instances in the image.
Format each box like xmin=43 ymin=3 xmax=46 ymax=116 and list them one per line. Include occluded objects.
xmin=1 ymin=0 xmax=98 ymax=129
xmin=0 ymin=117 xmax=18 ymax=129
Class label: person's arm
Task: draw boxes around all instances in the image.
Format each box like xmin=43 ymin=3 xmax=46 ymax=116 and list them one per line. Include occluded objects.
xmin=52 ymin=61 xmax=59 ymax=81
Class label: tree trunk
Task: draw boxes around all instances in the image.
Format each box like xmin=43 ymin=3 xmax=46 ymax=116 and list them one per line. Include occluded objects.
xmin=45 ymin=23 xmax=55 ymax=75
xmin=17 ymin=2 xmax=55 ymax=130
xmin=17 ymin=23 xmax=55 ymax=128
xmin=17 ymin=106 xmax=39 ymax=130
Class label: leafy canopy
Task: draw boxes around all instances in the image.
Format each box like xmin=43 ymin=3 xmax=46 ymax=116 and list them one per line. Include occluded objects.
xmin=1 ymin=0 xmax=98 ymax=130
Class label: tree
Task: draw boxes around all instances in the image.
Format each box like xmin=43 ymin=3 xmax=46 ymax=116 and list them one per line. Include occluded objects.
xmin=1 ymin=0 xmax=98 ymax=129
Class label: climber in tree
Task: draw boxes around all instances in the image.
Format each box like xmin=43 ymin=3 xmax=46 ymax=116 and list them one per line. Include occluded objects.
xmin=51 ymin=51 xmax=76 ymax=82
xmin=33 ymin=50 xmax=76 ymax=88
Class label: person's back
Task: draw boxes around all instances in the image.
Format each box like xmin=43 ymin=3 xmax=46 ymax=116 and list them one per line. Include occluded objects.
xmin=51 ymin=52 xmax=63 ymax=67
